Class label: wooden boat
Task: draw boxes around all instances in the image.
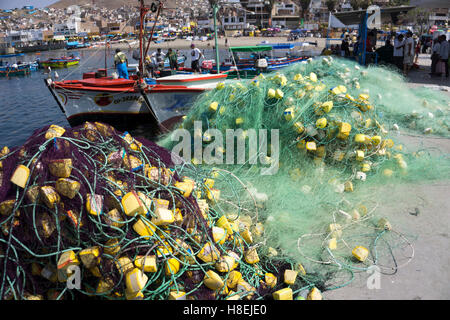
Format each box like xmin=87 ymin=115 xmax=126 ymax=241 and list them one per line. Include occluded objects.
xmin=0 ymin=67 xmax=30 ymax=77
xmin=41 ymin=56 xmax=80 ymax=68
xmin=45 ymin=71 xmax=226 ymax=132
xmin=0 ymin=60 xmax=40 ymax=76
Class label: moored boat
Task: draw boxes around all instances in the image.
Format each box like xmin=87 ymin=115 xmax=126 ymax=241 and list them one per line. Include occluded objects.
xmin=45 ymin=70 xmax=226 ymax=133
xmin=0 ymin=67 xmax=30 ymax=77
xmin=41 ymin=56 xmax=80 ymax=68
xmin=0 ymin=61 xmax=39 ymax=77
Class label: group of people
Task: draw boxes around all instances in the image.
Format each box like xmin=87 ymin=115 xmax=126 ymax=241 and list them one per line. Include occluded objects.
xmin=430 ymin=34 xmax=449 ymax=78
xmin=330 ymin=29 xmax=448 ymax=79
xmin=145 ymin=47 xmax=180 ymax=77
xmin=392 ymin=31 xmax=416 ymax=76
xmin=114 ymin=43 xmax=205 ymax=79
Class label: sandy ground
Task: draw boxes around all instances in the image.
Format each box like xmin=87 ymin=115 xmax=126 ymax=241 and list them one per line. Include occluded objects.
xmin=324 ymin=55 xmax=450 ymax=300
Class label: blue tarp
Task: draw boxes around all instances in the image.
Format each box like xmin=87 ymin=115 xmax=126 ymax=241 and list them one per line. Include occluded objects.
xmin=67 ymin=41 xmax=79 ymax=46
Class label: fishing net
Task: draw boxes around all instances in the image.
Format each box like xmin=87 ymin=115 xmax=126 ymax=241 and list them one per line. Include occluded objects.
xmin=158 ymin=56 xmax=450 ymax=298
xmin=0 ymin=122 xmax=284 ymax=300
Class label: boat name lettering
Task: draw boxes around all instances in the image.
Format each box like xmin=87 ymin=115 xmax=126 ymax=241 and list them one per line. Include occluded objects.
xmin=114 ymin=96 xmax=144 ymax=104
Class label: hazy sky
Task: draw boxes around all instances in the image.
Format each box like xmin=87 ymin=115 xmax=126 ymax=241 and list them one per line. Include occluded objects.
xmin=0 ymin=0 xmax=59 ymax=9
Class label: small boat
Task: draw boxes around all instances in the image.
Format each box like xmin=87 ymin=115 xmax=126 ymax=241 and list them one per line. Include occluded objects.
xmin=0 ymin=53 xmax=25 ymax=58
xmin=0 ymin=67 xmax=30 ymax=77
xmin=0 ymin=61 xmax=39 ymax=77
xmin=66 ymin=41 xmax=91 ymax=50
xmin=205 ymin=45 xmax=310 ymax=77
xmin=41 ymin=56 xmax=80 ymax=68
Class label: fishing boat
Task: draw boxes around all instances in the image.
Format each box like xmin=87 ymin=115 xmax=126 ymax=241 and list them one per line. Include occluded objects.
xmin=41 ymin=56 xmax=80 ymax=68
xmin=0 ymin=61 xmax=39 ymax=77
xmin=204 ymin=45 xmax=311 ymax=79
xmin=0 ymin=67 xmax=30 ymax=77
xmin=66 ymin=41 xmax=91 ymax=50
xmin=45 ymin=1 xmax=227 ymax=134
xmin=45 ymin=70 xmax=226 ymax=132
xmin=0 ymin=53 xmax=25 ymax=58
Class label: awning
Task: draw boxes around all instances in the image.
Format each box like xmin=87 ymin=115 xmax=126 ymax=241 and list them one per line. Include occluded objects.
xmin=332 ymin=6 xmax=416 ymax=26
xmin=230 ymin=45 xmax=273 ymax=52
xmin=53 ymin=35 xmax=66 ymax=41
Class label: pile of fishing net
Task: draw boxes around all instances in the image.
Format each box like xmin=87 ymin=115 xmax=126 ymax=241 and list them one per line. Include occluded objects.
xmin=0 ymin=122 xmax=298 ymax=301
xmin=159 ymin=56 xmax=450 ymax=297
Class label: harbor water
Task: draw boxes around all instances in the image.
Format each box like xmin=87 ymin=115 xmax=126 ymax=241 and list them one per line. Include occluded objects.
xmin=0 ymin=46 xmax=231 ymax=148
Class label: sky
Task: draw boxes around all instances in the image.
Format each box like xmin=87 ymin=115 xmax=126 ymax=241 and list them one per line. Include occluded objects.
xmin=0 ymin=0 xmax=59 ymax=10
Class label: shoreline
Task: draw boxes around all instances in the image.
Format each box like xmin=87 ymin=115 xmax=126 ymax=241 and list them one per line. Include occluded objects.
xmin=21 ymin=36 xmax=328 ymax=55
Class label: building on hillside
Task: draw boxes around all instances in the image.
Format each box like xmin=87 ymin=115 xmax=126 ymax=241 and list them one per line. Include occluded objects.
xmin=78 ymin=22 xmax=100 ymax=35
xmin=54 ymin=22 xmax=79 ymax=37
xmin=221 ymin=6 xmax=248 ymax=31
xmin=337 ymin=1 xmax=353 ymax=11
xmin=428 ymin=8 xmax=449 ymax=27
xmin=42 ymin=30 xmax=54 ymax=41
xmin=271 ymin=1 xmax=300 ymax=29
xmin=197 ymin=15 xmax=214 ymax=33
xmin=241 ymin=0 xmax=271 ymax=29
xmin=309 ymin=0 xmax=329 ymax=22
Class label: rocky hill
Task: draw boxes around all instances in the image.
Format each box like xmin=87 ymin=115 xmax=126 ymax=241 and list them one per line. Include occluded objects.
xmin=50 ymin=0 xmax=179 ymax=10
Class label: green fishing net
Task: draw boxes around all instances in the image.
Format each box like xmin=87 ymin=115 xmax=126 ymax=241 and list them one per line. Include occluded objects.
xmin=159 ymin=56 xmax=450 ymax=297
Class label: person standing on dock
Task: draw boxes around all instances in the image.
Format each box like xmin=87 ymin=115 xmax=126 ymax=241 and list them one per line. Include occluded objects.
xmin=114 ymin=48 xmax=129 ymax=79
xmin=403 ymin=31 xmax=414 ymax=76
xmin=167 ymin=48 xmax=178 ymax=70
xmin=393 ymin=34 xmax=404 ymax=71
xmin=190 ymin=43 xmax=204 ymax=73
xmin=151 ymin=48 xmax=166 ymax=72
xmin=438 ymin=34 xmax=449 ymax=78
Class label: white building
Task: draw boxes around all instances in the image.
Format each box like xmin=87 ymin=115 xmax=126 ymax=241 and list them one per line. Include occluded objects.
xmin=271 ymin=1 xmax=300 ymax=29
xmin=4 ymin=29 xmax=46 ymax=47
xmin=54 ymin=16 xmax=81 ymax=36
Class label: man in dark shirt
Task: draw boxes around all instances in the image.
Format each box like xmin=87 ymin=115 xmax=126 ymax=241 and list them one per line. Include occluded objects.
xmin=376 ymin=39 xmax=394 ymax=65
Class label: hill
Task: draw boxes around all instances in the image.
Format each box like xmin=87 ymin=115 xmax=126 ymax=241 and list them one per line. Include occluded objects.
xmin=50 ymin=0 xmax=178 ymax=10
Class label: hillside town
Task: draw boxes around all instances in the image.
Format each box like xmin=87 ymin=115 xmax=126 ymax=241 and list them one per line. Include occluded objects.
xmin=0 ymin=0 xmax=448 ymax=54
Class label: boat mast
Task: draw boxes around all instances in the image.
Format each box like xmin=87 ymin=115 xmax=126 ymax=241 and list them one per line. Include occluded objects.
xmin=104 ymin=36 xmax=107 ymax=75
xmin=212 ymin=1 xmax=220 ymax=74
xmin=138 ymin=0 xmax=147 ymax=80
xmin=138 ymin=1 xmax=162 ymax=79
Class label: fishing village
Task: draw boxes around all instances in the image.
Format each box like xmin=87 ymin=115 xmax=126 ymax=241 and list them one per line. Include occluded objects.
xmin=0 ymin=0 xmax=449 ymax=307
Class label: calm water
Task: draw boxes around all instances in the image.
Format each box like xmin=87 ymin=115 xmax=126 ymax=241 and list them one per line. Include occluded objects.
xmin=0 ymin=47 xmax=229 ymax=148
